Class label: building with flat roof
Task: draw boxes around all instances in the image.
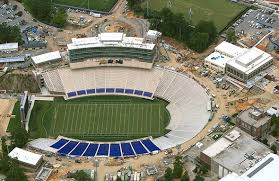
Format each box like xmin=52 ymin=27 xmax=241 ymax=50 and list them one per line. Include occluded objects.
xmin=220 ymin=153 xmax=279 ymax=181
xmin=236 ymin=107 xmax=271 ymax=138
xmin=200 ymin=127 xmax=270 ymax=179
xmin=204 ymin=41 xmax=245 ymax=73
xmin=204 ymin=41 xmax=273 ymax=82
xmin=226 ymin=47 xmax=273 ymax=82
xmin=0 ymin=42 xmax=18 ymax=52
xmin=67 ymin=32 xmax=160 ymax=67
xmin=8 ymin=147 xmax=43 ymax=170
xmin=31 ymin=51 xmax=61 ymax=67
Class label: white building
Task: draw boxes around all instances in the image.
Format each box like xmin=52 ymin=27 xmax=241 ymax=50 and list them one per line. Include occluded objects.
xmin=204 ymin=41 xmax=245 ymax=73
xmin=204 ymin=41 xmax=273 ymax=82
xmin=220 ymin=153 xmax=279 ymax=181
xmin=8 ymin=147 xmax=43 ymax=169
xmin=200 ymin=127 xmax=271 ymax=179
xmin=31 ymin=51 xmax=61 ymax=67
xmin=0 ymin=42 xmax=18 ymax=52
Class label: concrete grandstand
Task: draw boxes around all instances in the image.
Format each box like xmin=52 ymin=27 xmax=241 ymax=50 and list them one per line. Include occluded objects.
xmin=36 ymin=66 xmax=212 ymax=155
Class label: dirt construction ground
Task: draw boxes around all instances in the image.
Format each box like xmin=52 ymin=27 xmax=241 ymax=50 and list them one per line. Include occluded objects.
xmin=0 ymin=99 xmax=16 ymax=136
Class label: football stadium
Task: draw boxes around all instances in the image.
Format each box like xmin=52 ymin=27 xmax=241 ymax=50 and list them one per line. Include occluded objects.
xmin=26 ymin=32 xmax=212 ymax=158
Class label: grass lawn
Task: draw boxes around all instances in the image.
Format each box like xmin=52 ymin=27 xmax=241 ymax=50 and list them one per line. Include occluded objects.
xmin=141 ymin=0 xmax=246 ymax=31
xmin=53 ymin=0 xmax=117 ymax=12
xmin=28 ymin=96 xmax=170 ymax=141
xmin=7 ymin=101 xmax=21 ymax=132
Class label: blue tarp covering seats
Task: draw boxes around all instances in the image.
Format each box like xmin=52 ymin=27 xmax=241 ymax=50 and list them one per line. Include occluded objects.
xmin=57 ymin=141 xmax=79 ymax=155
xmin=134 ymin=90 xmax=143 ymax=96
xmin=141 ymin=139 xmax=160 ymax=152
xmin=125 ymin=89 xmax=134 ymax=94
xmin=50 ymin=139 xmax=69 ymax=149
xmin=143 ymin=92 xmax=152 ymax=97
xmin=96 ymin=88 xmax=106 ymax=93
xmin=131 ymin=141 xmax=149 ymax=155
xmin=96 ymin=144 xmax=109 ymax=156
xmin=77 ymin=90 xmax=86 ymax=95
xmin=86 ymin=89 xmax=96 ymax=94
xmin=106 ymin=88 xmax=115 ymax=93
xmin=109 ymin=144 xmax=122 ymax=157
xmin=121 ymin=143 xmax=135 ymax=156
xmin=67 ymin=92 xmax=77 ymax=97
xmin=70 ymin=142 xmax=89 ymax=156
xmin=82 ymin=144 xmax=99 ymax=157
xmin=115 ymin=88 xmax=125 ymax=93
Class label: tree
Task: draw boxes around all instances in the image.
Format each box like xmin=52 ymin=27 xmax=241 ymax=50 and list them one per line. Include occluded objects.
xmin=23 ymin=0 xmax=52 ymax=23
xmin=0 ymin=156 xmax=10 ymax=174
xmin=116 ymin=176 xmax=121 ymax=181
xmin=0 ymin=23 xmax=23 ymax=44
xmin=196 ymin=21 xmax=217 ymax=43
xmin=11 ymin=127 xmax=28 ymax=148
xmin=1 ymin=137 xmax=8 ymax=157
xmin=271 ymin=144 xmax=277 ymax=154
xmin=164 ymin=167 xmax=173 ymax=181
xmin=193 ymin=175 xmax=205 ymax=181
xmin=5 ymin=163 xmax=28 ymax=181
xmin=181 ymin=171 xmax=190 ymax=181
xmin=173 ymin=156 xmax=183 ymax=178
xmin=226 ymin=28 xmax=237 ymax=43
xmin=51 ymin=8 xmax=67 ymax=28
xmin=188 ymin=32 xmax=209 ymax=52
xmin=71 ymin=170 xmax=91 ymax=181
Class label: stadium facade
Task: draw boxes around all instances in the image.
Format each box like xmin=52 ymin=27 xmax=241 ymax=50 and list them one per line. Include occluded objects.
xmin=67 ymin=31 xmax=161 ymax=69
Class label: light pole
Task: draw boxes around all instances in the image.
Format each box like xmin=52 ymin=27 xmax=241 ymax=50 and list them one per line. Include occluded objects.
xmin=94 ymin=159 xmax=99 ymax=181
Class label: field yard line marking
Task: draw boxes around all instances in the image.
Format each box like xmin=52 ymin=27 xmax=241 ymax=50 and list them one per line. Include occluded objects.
xmin=70 ymin=104 xmax=77 ymax=133
xmin=79 ymin=104 xmax=84 ymax=133
xmin=110 ymin=104 xmax=114 ymax=134
xmin=76 ymin=104 xmax=82 ymax=134
xmin=96 ymin=104 xmax=100 ymax=135
xmin=82 ymin=104 xmax=88 ymax=135
xmin=118 ymin=103 xmax=122 ymax=134
xmin=63 ymin=104 xmax=69 ymax=134
xmin=87 ymin=104 xmax=93 ymax=135
xmin=51 ymin=104 xmax=57 ymax=135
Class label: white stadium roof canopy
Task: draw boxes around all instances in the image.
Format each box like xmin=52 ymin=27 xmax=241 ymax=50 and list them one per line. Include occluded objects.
xmin=8 ymin=147 xmax=42 ymax=166
xmin=31 ymin=51 xmax=61 ymax=65
xmin=0 ymin=42 xmax=18 ymax=51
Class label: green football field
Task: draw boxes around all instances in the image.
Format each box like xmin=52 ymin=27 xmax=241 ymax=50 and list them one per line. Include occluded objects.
xmin=53 ymin=0 xmax=117 ymax=12
xmin=141 ymin=0 xmax=247 ymax=31
xmin=27 ymin=96 xmax=170 ymax=141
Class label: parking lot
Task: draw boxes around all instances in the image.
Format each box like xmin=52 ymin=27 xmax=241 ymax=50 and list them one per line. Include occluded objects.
xmin=234 ymin=9 xmax=278 ymax=40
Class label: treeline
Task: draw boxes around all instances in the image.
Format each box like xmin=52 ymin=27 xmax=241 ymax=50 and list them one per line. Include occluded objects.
xmin=127 ymin=0 xmax=217 ymax=52
xmin=0 ymin=23 xmax=23 ymax=44
xmin=23 ymin=0 xmax=67 ymax=28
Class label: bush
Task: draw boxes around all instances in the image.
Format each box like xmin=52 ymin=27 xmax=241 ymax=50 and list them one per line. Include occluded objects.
xmin=271 ymin=145 xmax=277 ymax=154
xmin=15 ymin=11 xmax=23 ymax=17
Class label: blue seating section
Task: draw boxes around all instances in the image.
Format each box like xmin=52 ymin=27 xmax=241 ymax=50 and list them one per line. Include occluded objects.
xmin=52 ymin=138 xmax=160 ymax=158
xmin=57 ymin=141 xmax=79 ymax=155
xmin=109 ymin=144 xmax=122 ymax=157
xmin=121 ymin=143 xmax=135 ymax=156
xmin=82 ymin=144 xmax=99 ymax=157
xmin=131 ymin=141 xmax=148 ymax=155
xmin=66 ymin=88 xmax=153 ymax=99
xmin=70 ymin=143 xmax=89 ymax=156
xmin=141 ymin=139 xmax=160 ymax=152
xmin=50 ymin=138 xmax=69 ymax=149
xmin=97 ymin=144 xmax=109 ymax=156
